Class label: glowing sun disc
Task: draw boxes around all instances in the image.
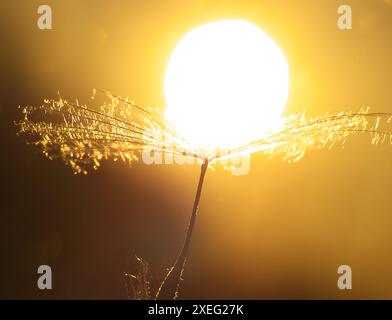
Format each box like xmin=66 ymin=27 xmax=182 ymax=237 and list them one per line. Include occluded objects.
xmin=164 ymin=20 xmax=289 ymax=150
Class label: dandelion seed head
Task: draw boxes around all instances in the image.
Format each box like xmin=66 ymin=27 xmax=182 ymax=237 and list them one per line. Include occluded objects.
xmin=16 ymin=91 xmax=392 ymax=174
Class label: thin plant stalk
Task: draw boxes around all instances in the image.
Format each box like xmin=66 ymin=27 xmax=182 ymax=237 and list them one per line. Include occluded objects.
xmin=156 ymin=159 xmax=209 ymax=300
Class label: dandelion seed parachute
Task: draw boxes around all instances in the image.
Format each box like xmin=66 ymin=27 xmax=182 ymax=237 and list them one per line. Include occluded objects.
xmin=16 ymin=90 xmax=392 ymax=300
xmin=17 ymin=91 xmax=392 ymax=173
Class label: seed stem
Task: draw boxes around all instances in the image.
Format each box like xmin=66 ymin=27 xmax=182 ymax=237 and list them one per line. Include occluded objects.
xmin=156 ymin=159 xmax=208 ymax=299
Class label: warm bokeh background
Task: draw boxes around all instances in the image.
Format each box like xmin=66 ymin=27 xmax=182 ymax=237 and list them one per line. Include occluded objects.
xmin=1 ymin=0 xmax=392 ymax=299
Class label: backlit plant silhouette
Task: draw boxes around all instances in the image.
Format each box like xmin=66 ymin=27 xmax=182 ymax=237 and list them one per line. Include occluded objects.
xmin=17 ymin=90 xmax=392 ymax=299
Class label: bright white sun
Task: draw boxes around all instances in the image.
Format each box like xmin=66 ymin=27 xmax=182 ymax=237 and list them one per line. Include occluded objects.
xmin=164 ymin=20 xmax=289 ymax=150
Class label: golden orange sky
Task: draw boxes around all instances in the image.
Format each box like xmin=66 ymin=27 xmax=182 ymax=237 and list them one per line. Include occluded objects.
xmin=1 ymin=0 xmax=392 ymax=299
